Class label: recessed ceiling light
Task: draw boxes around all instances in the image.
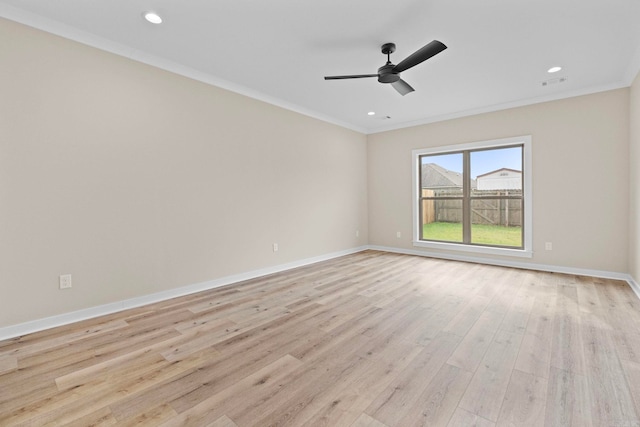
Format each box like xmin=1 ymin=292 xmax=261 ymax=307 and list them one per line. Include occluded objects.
xmin=144 ymin=12 xmax=163 ymax=24
xmin=548 ymin=66 xmax=562 ymax=73
xmin=368 ymin=111 xmax=375 ymax=116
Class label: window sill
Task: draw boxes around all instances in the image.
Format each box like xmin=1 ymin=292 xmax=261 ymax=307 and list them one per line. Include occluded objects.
xmin=413 ymin=240 xmax=533 ymax=258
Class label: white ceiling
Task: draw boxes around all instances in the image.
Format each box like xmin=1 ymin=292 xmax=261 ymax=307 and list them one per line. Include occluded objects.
xmin=2 ymin=0 xmax=640 ymax=134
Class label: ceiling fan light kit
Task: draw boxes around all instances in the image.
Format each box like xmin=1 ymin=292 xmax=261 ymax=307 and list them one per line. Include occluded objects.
xmin=324 ymin=40 xmax=447 ymax=96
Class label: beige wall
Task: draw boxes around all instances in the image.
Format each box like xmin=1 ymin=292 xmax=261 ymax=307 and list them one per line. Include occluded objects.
xmin=631 ymin=71 xmax=640 ymax=282
xmin=368 ymin=89 xmax=630 ymax=273
xmin=0 ymin=18 xmax=368 ymax=328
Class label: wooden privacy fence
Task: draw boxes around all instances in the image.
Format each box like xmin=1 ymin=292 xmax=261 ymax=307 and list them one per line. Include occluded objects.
xmin=421 ymin=189 xmax=522 ymax=227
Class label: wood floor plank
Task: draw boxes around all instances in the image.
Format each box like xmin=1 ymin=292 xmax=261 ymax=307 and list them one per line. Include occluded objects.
xmin=613 ymin=329 xmax=640 ymax=363
xmin=1 ymin=351 xmax=208 ymax=425
xmin=580 ymin=309 xmax=617 ymax=367
xmin=483 ymin=268 xmax=524 ymax=315
xmin=209 ymin=415 xmax=240 ymax=427
xmin=0 ymin=354 xmax=17 ymax=375
xmin=446 ymin=309 xmax=505 ymax=373
xmin=0 ymin=250 xmax=638 ymax=425
xmin=229 ymin=312 xmax=423 ymax=425
xmin=117 ymin=403 xmax=178 ymax=426
xmin=0 ymin=313 xmax=134 ymax=353
xmin=584 ymin=356 xmax=639 ymax=425
xmin=515 ymin=332 xmax=551 ymax=381
xmin=606 ymin=307 xmax=640 ymax=363
xmin=63 ymin=406 xmax=118 ymax=427
xmin=544 ymin=366 xmax=592 ymax=427
xmin=0 ymin=319 xmax=129 ymax=359
xmin=550 ymin=285 xmax=585 ymax=375
xmin=499 ymin=284 xmax=535 ymax=334
xmin=125 ymin=325 xmax=325 ymax=420
xmin=355 ymin=306 xmax=430 ymax=363
xmin=0 ymin=379 xmax=59 ymax=415
xmin=161 ymin=355 xmax=302 ymax=426
xmin=403 ymin=295 xmax=466 ymax=345
xmin=620 ymin=359 xmax=640 ymax=420
xmin=0 ymin=326 xmax=182 ymax=410
xmin=288 ymin=308 xmax=377 ymax=362
xmin=256 ymin=357 xmax=378 ymax=427
xmin=457 ymin=330 xmax=524 ymax=422
xmin=365 ymin=332 xmax=461 ymax=425
xmin=315 ymin=296 xmax=376 ymax=333
xmin=230 ymin=353 xmax=371 ymax=425
xmin=74 ymin=325 xmax=181 ymax=365
xmin=577 ymin=308 xmax=639 ymax=425
xmin=55 ymin=349 xmax=167 ymax=392
xmin=350 ymin=413 xmax=389 ymax=427
xmin=447 ymin=407 xmax=495 ymax=427
xmin=442 ymin=296 xmax=491 ymax=337
xmin=395 ymin=363 xmax=473 ymax=427
xmin=495 ymin=369 xmax=547 ymax=426
xmin=575 ymin=275 xmax=603 ymax=313
xmin=53 ymin=328 xmax=200 ymax=392
xmin=593 ymin=277 xmax=638 ymax=311
xmin=514 ymin=285 xmax=556 ymax=379
xmin=160 ymin=320 xmax=235 ymax=362
xmin=299 ymin=346 xmax=424 ymax=427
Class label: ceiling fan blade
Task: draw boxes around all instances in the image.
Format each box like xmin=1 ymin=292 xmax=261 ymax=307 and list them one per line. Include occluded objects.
xmin=392 ymin=40 xmax=447 ymax=73
xmin=324 ymin=74 xmax=378 ymax=80
xmin=391 ymin=79 xmax=415 ymax=96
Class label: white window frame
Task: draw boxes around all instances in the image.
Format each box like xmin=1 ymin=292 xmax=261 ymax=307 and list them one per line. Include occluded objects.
xmin=412 ymin=135 xmax=532 ymax=258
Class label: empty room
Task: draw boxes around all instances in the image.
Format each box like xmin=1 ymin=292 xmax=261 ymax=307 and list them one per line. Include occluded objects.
xmin=1 ymin=0 xmax=640 ymax=426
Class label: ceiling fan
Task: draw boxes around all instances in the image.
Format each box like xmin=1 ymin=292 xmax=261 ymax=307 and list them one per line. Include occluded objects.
xmin=324 ymin=40 xmax=447 ymax=96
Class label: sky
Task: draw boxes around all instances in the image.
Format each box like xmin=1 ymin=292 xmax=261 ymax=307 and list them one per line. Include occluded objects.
xmin=421 ymin=146 xmax=522 ymax=179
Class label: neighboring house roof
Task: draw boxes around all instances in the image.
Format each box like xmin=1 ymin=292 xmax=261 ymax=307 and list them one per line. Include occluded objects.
xmin=476 ymin=168 xmax=522 ymax=178
xmin=476 ymin=168 xmax=522 ymax=190
xmin=421 ymin=163 xmax=476 ymax=189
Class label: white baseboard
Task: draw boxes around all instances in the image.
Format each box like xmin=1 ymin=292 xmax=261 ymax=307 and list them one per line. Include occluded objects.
xmin=628 ymin=276 xmax=640 ymax=301
xmin=0 ymin=246 xmax=368 ymax=341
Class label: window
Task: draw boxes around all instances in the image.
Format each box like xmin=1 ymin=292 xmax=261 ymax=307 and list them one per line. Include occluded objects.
xmin=412 ymin=136 xmax=532 ymax=258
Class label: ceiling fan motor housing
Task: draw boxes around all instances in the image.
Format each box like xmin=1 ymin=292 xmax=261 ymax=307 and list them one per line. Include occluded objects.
xmin=377 ymin=64 xmax=400 ymax=83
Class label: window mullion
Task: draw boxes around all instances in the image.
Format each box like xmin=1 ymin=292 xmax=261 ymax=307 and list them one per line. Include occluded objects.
xmin=463 ymin=151 xmax=471 ymax=244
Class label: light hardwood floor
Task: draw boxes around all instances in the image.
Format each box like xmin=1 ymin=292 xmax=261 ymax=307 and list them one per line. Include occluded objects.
xmin=1 ymin=250 xmax=640 ymax=426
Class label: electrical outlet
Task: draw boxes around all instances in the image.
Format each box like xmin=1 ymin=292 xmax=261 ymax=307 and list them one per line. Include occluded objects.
xmin=273 ymin=243 xmax=278 ymax=252
xmin=396 ymin=231 xmax=402 ymax=238
xmin=59 ymin=274 xmax=72 ymax=289
xmin=356 ymin=230 xmax=359 ymax=238
xmin=545 ymin=242 xmax=553 ymax=251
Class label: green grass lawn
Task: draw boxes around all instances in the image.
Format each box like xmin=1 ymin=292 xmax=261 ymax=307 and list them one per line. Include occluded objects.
xmin=422 ymin=222 xmax=522 ymax=247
